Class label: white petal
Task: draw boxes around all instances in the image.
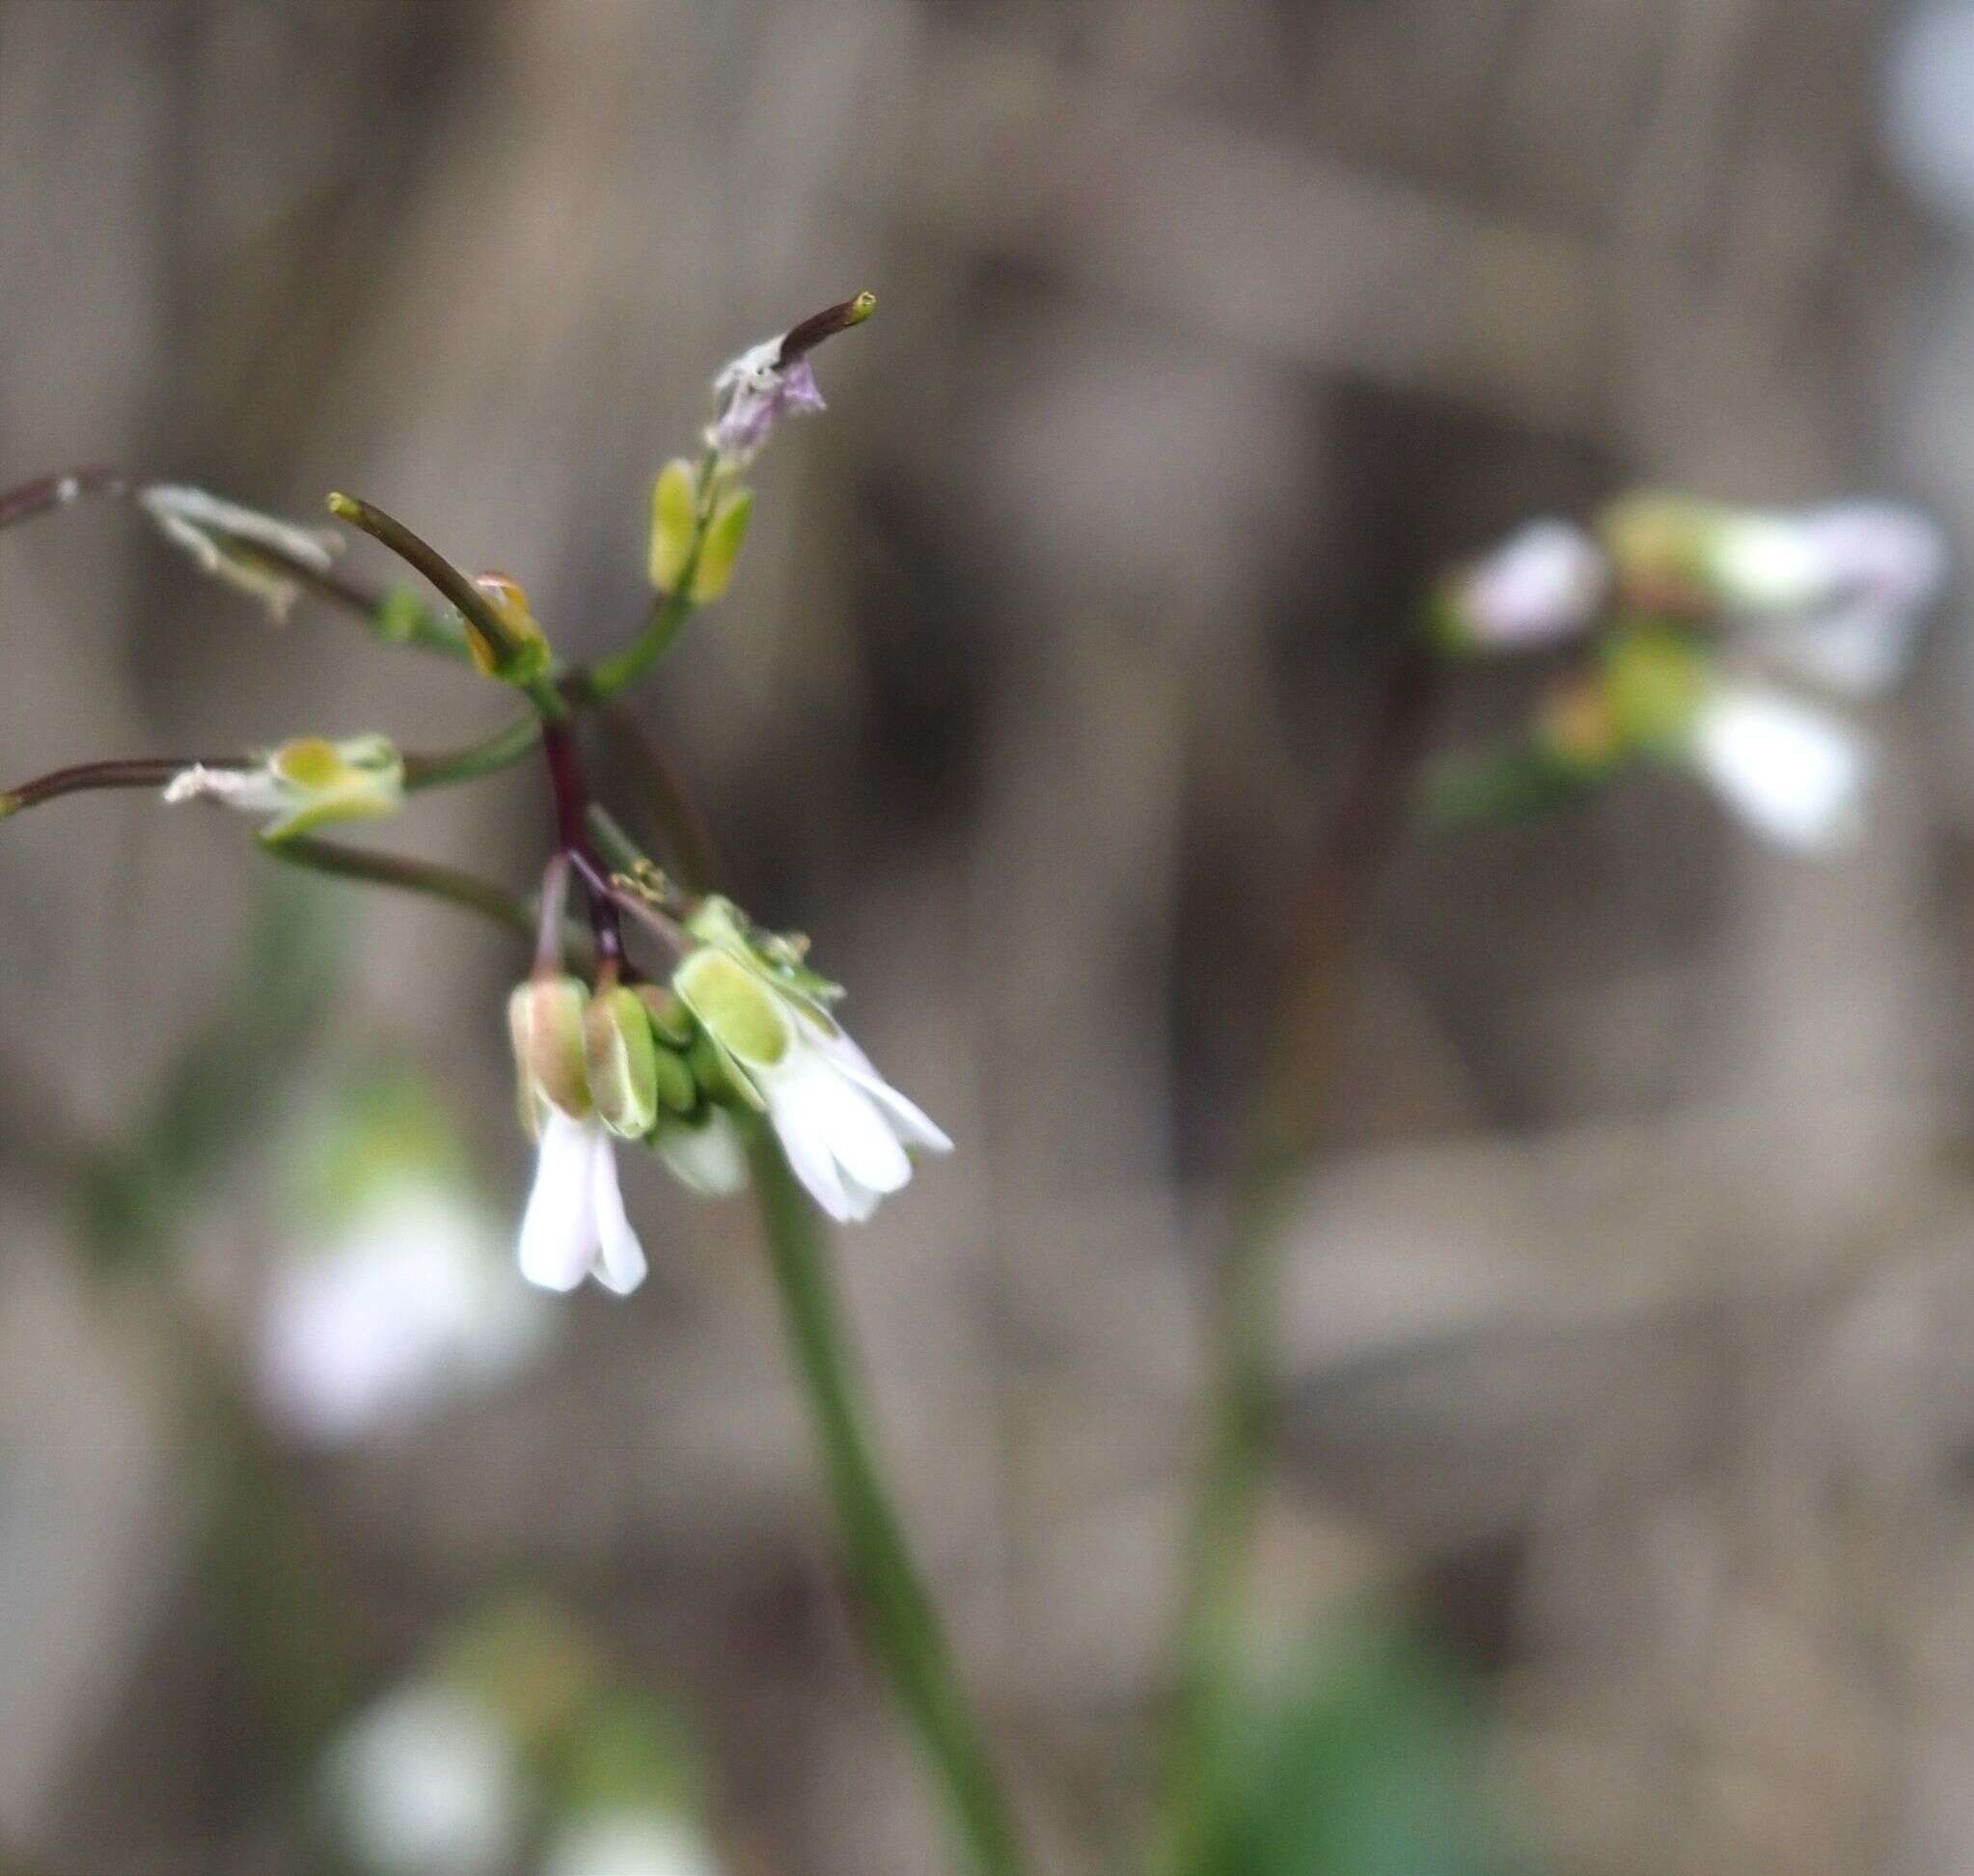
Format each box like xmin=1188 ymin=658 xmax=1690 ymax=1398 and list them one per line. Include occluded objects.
xmin=766 ymin=1081 xmax=854 ymax=1221
xmin=836 ymin=1172 xmax=884 ymax=1224
xmin=1461 ymin=519 xmax=1606 ymax=648
xmin=1690 ymin=688 xmax=1870 ymax=852
xmin=784 ymin=1049 xmax=911 ymax=1197
xmin=1713 ymin=513 xmax=1832 ymax=612
xmin=657 ymin=1112 xmax=752 ymax=1197
xmin=587 ymin=1133 xmax=648 ymax=1297
xmin=818 ymin=1029 xmax=954 ymax=1154
xmin=517 ymin=1111 xmax=600 ymax=1290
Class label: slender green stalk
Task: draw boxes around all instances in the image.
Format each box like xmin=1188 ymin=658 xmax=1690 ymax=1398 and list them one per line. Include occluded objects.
xmin=265 ymin=835 xmax=534 ymax=938
xmin=1158 ymin=643 xmax=1439 ymax=1873
xmin=404 ymin=715 xmax=545 ymax=791
xmin=589 ymin=586 xmax=698 ymax=699
xmin=749 ymin=1134 xmax=1027 ymax=1876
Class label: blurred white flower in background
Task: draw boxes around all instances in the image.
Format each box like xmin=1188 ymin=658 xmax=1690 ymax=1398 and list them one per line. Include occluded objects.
xmin=255 ymin=1182 xmax=551 ymax=1444
xmin=322 ymin=1683 xmax=524 ymax=1876
xmin=541 ymin=1808 xmax=725 ymax=1876
xmin=255 ymin=1073 xmax=553 ymax=1444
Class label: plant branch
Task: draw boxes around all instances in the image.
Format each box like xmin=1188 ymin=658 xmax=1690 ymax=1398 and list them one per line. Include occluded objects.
xmin=749 ymin=1131 xmax=1028 ymax=1876
xmin=263 ymin=835 xmax=534 ymax=939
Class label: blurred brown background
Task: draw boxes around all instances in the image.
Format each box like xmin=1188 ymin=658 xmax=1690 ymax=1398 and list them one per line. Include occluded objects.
xmin=6 ymin=1 xmax=1974 ymax=1871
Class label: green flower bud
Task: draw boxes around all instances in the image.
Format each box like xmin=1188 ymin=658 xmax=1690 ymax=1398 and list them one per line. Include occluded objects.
xmin=648 ymin=458 xmax=698 ymax=594
xmin=689 ymin=487 xmax=753 ymax=602
xmin=649 ymin=1043 xmax=699 ymax=1117
xmin=634 ymin=984 xmax=697 ymax=1049
xmin=508 ymin=976 xmax=591 ymax=1127
xmin=583 ymin=984 xmax=660 ymax=1138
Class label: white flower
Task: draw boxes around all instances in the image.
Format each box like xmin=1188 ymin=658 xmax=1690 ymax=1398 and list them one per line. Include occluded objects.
xmin=1451 ymin=519 xmax=1607 ymax=649
xmin=1688 ymin=685 xmax=1870 ymax=852
xmin=673 ymin=922 xmax=951 ymax=1225
xmin=541 ymin=1809 xmax=724 ymax=1876
xmin=518 ymin=1107 xmax=649 ymax=1295
xmin=137 ymin=483 xmax=342 ymax=621
xmin=254 ymin=1185 xmax=552 ymax=1446
xmin=322 ymin=1684 xmax=523 ymax=1876
xmin=163 ymin=733 xmax=404 ymax=841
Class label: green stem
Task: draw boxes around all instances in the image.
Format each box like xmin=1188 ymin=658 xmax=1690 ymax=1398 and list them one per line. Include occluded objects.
xmin=404 ymin=715 xmax=545 ymax=791
xmin=264 ymin=835 xmax=533 ymax=938
xmin=589 ymin=585 xmax=698 ymax=699
xmin=1158 ymin=642 xmax=1439 ymax=1873
xmin=749 ymin=1134 xmax=1027 ymax=1876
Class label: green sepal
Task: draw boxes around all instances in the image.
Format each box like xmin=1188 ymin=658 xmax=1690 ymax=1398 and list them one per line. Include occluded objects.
xmin=508 ymin=977 xmax=591 ymax=1120
xmin=583 ymin=984 xmax=660 ymax=1137
xmin=673 ymin=948 xmax=791 ymax=1069
xmin=689 ymin=488 xmax=753 ymax=602
xmin=647 ymin=458 xmax=698 ymax=593
xmin=687 ymin=1030 xmax=762 ymax=1112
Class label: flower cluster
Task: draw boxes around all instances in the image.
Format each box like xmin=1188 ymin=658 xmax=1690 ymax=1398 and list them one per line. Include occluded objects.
xmin=1431 ymin=495 xmax=1948 ymax=849
xmin=510 ymin=893 xmax=948 ymax=1294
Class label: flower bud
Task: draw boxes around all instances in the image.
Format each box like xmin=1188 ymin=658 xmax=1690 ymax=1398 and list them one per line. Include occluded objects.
xmin=582 ymin=985 xmax=660 ymax=1138
xmin=649 ymin=1043 xmax=699 ymax=1117
xmin=508 ymin=976 xmax=590 ymax=1128
xmin=634 ymin=984 xmax=697 ymax=1049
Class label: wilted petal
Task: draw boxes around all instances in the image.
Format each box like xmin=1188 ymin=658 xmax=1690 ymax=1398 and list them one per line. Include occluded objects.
xmin=1690 ymin=686 xmax=1869 ymax=851
xmin=518 ymin=1110 xmax=601 ymax=1291
xmin=162 ymin=763 xmax=286 ymax=813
